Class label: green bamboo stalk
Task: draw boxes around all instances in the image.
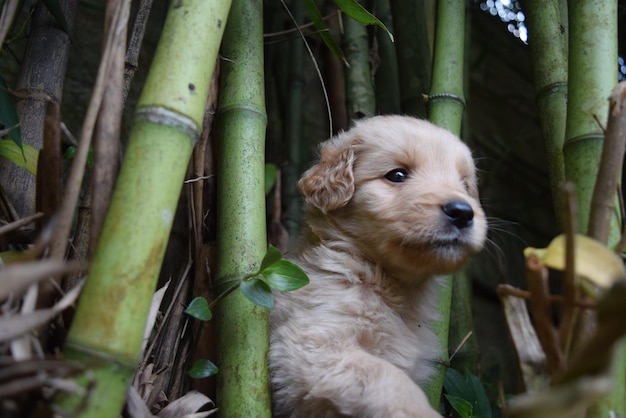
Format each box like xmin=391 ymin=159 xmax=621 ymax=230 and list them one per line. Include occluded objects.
xmin=524 ymin=0 xmax=568 ymax=226
xmin=214 ymin=0 xmax=270 ymax=416
xmin=372 ymin=0 xmax=401 ymax=115
xmin=425 ymin=0 xmax=466 ymax=407
xmin=565 ymin=2 xmax=622 ymax=417
xmin=342 ymin=1 xmax=375 ymax=123
xmin=389 ymin=0 xmax=432 ymax=118
xmin=564 ymin=0 xmax=618 ymax=241
xmin=55 ymin=1 xmax=232 ymax=416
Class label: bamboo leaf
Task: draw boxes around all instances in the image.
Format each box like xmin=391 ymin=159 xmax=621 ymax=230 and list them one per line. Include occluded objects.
xmin=444 ymin=368 xmax=492 ymax=418
xmin=259 ymin=245 xmax=282 ymax=271
xmin=335 ymin=0 xmax=393 ymax=42
xmin=304 ymin=0 xmax=347 ymax=64
xmin=444 ymin=394 xmax=474 ymax=418
xmin=185 ymin=296 xmax=212 ymax=321
xmin=261 ymin=259 xmax=309 ymax=291
xmin=239 ymin=277 xmax=274 ymax=309
xmin=188 ymin=359 xmax=219 ymax=379
xmin=0 ymin=76 xmax=22 ymax=147
xmin=0 ymin=140 xmax=38 ymax=175
xmin=42 ymin=0 xmax=69 ymax=33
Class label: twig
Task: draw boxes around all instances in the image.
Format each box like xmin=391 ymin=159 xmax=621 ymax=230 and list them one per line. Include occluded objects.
xmin=449 ymin=331 xmax=473 ymax=363
xmin=263 ymin=11 xmax=338 ymax=38
xmin=122 ymin=0 xmax=154 ymax=102
xmin=559 ymin=183 xmax=578 ymax=356
xmin=48 ymin=0 xmax=131 ymax=263
xmin=0 ymin=212 xmax=43 ymax=236
xmin=588 ymin=81 xmax=626 ymax=244
xmin=496 ymin=284 xmax=596 ymax=309
xmin=526 ymin=253 xmax=566 ymax=376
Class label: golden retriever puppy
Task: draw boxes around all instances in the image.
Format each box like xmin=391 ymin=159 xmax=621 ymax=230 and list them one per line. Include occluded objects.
xmin=269 ymin=115 xmax=487 ymax=417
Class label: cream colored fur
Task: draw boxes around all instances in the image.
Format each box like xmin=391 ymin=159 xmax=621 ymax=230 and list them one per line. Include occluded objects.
xmin=269 ymin=115 xmax=487 ymax=417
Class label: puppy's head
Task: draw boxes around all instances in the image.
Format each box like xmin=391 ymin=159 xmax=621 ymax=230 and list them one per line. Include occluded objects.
xmin=298 ymin=115 xmax=487 ymax=279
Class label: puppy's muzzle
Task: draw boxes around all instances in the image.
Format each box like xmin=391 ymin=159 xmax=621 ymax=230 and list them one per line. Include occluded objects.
xmin=441 ymin=200 xmax=474 ymax=229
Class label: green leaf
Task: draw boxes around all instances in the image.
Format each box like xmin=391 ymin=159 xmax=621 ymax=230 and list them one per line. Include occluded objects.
xmin=335 ymin=0 xmax=394 ymax=42
xmin=185 ymin=296 xmax=212 ymax=321
xmin=265 ymin=163 xmax=277 ymax=195
xmin=444 ymin=369 xmax=492 ymax=418
xmin=260 ymin=245 xmax=283 ymax=271
xmin=444 ymin=394 xmax=474 ymax=418
xmin=0 ymin=76 xmax=22 ymax=148
xmin=42 ymin=0 xmax=69 ymax=33
xmin=240 ymin=277 xmax=274 ymax=309
xmin=304 ymin=0 xmax=348 ymax=65
xmin=64 ymin=146 xmax=94 ymax=168
xmin=262 ymin=259 xmax=309 ymax=291
xmin=0 ymin=140 xmax=38 ymax=175
xmin=188 ymin=358 xmax=219 ymax=379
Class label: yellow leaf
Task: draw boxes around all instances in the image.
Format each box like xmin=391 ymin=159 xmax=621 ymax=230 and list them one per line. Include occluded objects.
xmin=524 ymin=234 xmax=625 ymax=289
xmin=0 ymin=140 xmax=38 ymax=175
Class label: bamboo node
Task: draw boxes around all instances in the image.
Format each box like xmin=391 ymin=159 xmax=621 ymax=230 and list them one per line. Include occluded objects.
xmin=134 ymin=106 xmax=200 ymax=145
xmin=427 ymin=93 xmax=466 ymax=107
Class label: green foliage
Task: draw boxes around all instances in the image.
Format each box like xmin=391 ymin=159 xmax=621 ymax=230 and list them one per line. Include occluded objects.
xmin=444 ymin=368 xmax=493 ymax=418
xmin=184 ymin=246 xmax=308 ymax=379
xmin=188 ymin=359 xmax=219 ymax=379
xmin=64 ymin=146 xmax=94 ymax=168
xmin=304 ymin=0 xmax=347 ymax=65
xmin=304 ymin=0 xmax=393 ymax=66
xmin=0 ymin=140 xmax=38 ymax=175
xmin=184 ymin=245 xmax=309 ymax=320
xmin=185 ymin=297 xmax=212 ymax=321
xmin=335 ymin=0 xmax=393 ymax=42
xmin=240 ymin=277 xmax=274 ymax=309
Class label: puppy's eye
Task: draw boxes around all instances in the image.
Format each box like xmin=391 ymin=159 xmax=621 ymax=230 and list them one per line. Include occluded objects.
xmin=384 ymin=169 xmax=408 ymax=183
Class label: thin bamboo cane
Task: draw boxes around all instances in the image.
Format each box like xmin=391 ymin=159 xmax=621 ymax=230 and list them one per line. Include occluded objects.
xmin=372 ymin=0 xmax=401 ymax=115
xmin=424 ymin=0 xmax=466 ymax=407
xmin=564 ymin=0 xmax=618 ymax=240
xmin=214 ymin=0 xmax=271 ymax=416
xmin=525 ymin=0 xmax=568 ymax=226
xmin=389 ymin=0 xmax=432 ymax=118
xmin=54 ymin=0 xmax=232 ymax=416
xmin=342 ymin=1 xmax=375 ymax=123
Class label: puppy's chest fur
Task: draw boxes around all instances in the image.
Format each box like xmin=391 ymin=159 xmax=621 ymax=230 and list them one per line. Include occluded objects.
xmin=272 ymin=244 xmax=442 ymax=383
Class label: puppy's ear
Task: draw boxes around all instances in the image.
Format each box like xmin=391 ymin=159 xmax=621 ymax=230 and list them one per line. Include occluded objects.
xmin=297 ymin=137 xmax=358 ymax=214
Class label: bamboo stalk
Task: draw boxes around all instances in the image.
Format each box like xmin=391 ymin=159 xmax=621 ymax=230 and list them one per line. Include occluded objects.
xmin=372 ymin=0 xmax=401 ymax=115
xmin=342 ymin=1 xmax=375 ymax=123
xmin=389 ymin=0 xmax=433 ymax=118
xmin=524 ymin=0 xmax=568 ymax=226
xmin=564 ymin=0 xmax=618 ymax=240
xmin=55 ymin=1 xmax=232 ymax=416
xmin=1 ymin=0 xmax=78 ymax=218
xmin=424 ymin=0 xmax=466 ymax=407
xmin=565 ymin=2 xmax=622 ymax=416
xmin=214 ymin=0 xmax=270 ymax=416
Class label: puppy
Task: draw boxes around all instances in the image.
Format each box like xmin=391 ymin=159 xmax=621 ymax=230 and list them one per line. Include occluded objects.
xmin=269 ymin=115 xmax=487 ymax=417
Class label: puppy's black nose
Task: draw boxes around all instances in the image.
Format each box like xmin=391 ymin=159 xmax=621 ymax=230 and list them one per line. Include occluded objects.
xmin=442 ymin=200 xmax=474 ymax=229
